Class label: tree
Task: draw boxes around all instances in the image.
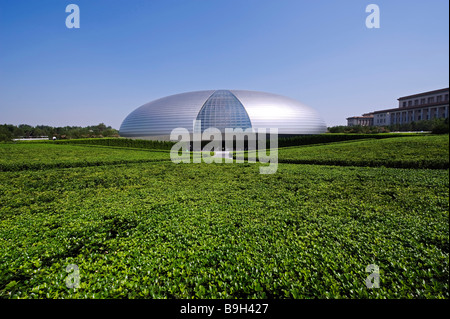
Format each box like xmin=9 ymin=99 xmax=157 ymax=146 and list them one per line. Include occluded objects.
xmin=0 ymin=125 xmax=13 ymax=141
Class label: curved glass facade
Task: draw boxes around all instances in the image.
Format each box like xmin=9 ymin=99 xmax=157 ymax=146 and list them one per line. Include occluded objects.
xmin=119 ymin=89 xmax=327 ymax=139
xmin=195 ymin=90 xmax=252 ymax=133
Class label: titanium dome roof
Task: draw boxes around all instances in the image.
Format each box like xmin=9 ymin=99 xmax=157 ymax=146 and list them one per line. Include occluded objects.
xmin=119 ymin=90 xmax=327 ymax=139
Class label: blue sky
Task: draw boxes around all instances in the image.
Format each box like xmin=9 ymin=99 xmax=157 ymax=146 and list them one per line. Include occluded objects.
xmin=0 ymin=0 xmax=448 ymax=128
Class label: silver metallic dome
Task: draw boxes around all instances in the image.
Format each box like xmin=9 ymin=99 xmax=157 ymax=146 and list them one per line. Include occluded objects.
xmin=119 ymin=90 xmax=327 ymax=139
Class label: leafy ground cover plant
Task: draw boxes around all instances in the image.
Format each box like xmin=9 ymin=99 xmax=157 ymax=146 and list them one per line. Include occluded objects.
xmin=0 ymin=143 xmax=171 ymax=171
xmin=0 ymin=158 xmax=448 ymax=298
xmin=246 ymin=135 xmax=449 ymax=169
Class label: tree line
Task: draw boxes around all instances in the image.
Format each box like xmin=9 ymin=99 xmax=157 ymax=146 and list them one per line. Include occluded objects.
xmin=0 ymin=123 xmax=119 ymax=141
xmin=1 ymin=117 xmax=447 ymax=142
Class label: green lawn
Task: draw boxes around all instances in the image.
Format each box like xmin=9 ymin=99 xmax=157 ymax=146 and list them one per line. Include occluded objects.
xmin=0 ymin=136 xmax=448 ymax=299
xmin=261 ymin=135 xmax=449 ymax=169
xmin=0 ymin=143 xmax=171 ymax=171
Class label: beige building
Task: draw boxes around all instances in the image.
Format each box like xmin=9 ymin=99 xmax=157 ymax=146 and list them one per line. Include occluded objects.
xmin=346 ymin=113 xmax=374 ymax=126
xmin=347 ymin=88 xmax=449 ymax=127
xmin=373 ymin=88 xmax=449 ymax=126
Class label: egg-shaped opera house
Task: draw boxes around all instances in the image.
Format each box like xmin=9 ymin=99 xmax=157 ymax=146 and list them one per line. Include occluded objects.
xmin=119 ymin=89 xmax=327 ymax=140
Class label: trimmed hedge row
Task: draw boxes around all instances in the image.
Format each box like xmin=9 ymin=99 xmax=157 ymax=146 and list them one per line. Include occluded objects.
xmin=276 ymin=158 xmax=449 ymax=169
xmin=0 ymin=158 xmax=170 ymax=172
xmin=243 ymin=135 xmax=449 ymax=169
xmin=0 ymin=143 xmax=171 ymax=172
xmin=276 ymin=133 xmax=426 ymax=148
xmin=53 ymin=138 xmax=175 ymax=150
xmin=19 ymin=134 xmax=422 ymax=150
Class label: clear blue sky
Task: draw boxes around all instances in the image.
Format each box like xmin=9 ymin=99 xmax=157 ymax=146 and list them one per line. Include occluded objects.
xmin=0 ymin=0 xmax=448 ymax=128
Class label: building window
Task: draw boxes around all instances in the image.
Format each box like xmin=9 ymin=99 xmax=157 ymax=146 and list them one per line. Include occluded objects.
xmin=408 ymin=101 xmax=412 ymax=106
xmin=414 ymin=99 xmax=419 ymax=105
xmin=421 ymin=98 xmax=426 ymax=104
xmin=403 ymin=102 xmax=407 ymax=107
xmin=445 ymin=94 xmax=449 ymax=101
xmin=428 ymin=97 xmax=435 ymax=103
xmin=437 ymin=95 xmax=442 ymax=102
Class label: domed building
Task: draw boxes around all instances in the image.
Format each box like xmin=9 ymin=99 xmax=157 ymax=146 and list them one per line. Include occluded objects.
xmin=119 ymin=89 xmax=327 ymax=140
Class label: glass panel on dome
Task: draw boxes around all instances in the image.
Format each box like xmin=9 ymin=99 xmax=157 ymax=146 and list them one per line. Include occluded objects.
xmin=195 ymin=90 xmax=252 ymax=133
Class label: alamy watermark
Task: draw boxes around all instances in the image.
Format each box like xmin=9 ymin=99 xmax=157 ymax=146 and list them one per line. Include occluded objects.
xmin=366 ymin=4 xmax=380 ymax=29
xmin=65 ymin=4 xmax=379 ymax=30
xmin=169 ymin=121 xmax=278 ymax=174
xmin=65 ymin=264 xmax=81 ymax=289
xmin=65 ymin=4 xmax=80 ymax=29
xmin=365 ymin=264 xmax=380 ymax=288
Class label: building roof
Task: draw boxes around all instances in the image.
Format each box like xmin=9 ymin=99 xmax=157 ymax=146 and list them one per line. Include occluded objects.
xmin=397 ymin=88 xmax=449 ymax=101
xmin=346 ymin=115 xmax=373 ymax=120
xmin=372 ymin=101 xmax=449 ymax=114
xmin=119 ymin=89 xmax=327 ymax=137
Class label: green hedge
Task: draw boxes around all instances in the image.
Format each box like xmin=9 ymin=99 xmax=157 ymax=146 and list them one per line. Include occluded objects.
xmin=276 ymin=158 xmax=448 ymax=169
xmin=276 ymin=133 xmax=424 ymax=148
xmin=243 ymin=135 xmax=449 ymax=169
xmin=53 ymin=138 xmax=175 ymax=150
xmin=0 ymin=158 xmax=171 ymax=172
xmin=0 ymin=143 xmax=171 ymax=172
xmin=15 ymin=134 xmax=423 ymax=150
